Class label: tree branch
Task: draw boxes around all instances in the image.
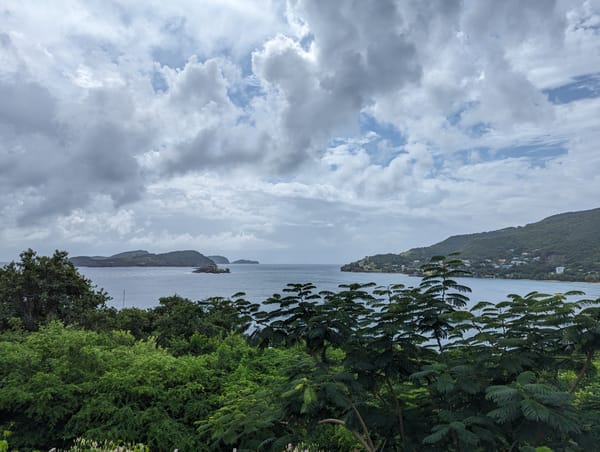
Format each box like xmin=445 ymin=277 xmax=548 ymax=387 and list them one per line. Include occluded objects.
xmin=350 ymin=401 xmax=376 ymax=451
xmin=569 ymin=349 xmax=594 ymax=394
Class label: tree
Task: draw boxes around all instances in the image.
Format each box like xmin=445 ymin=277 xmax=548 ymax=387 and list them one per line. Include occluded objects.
xmin=0 ymin=249 xmax=110 ymax=331
xmin=417 ymin=253 xmax=472 ymax=351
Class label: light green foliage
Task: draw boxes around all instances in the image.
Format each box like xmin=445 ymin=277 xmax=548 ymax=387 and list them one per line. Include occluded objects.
xmin=111 ymin=293 xmax=259 ymax=353
xmin=197 ymin=345 xmax=303 ymax=450
xmin=2 ymin=250 xmax=600 ymax=451
xmin=0 ymin=323 xmax=236 ymax=450
xmin=65 ymin=438 xmax=149 ymax=451
xmin=0 ymin=430 xmax=9 ymax=452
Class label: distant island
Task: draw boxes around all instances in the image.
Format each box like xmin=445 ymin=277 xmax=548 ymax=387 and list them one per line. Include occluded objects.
xmin=208 ymin=255 xmax=230 ymax=264
xmin=70 ymin=250 xmax=259 ymax=269
xmin=342 ymin=207 xmax=600 ymax=282
xmin=206 ymin=256 xmax=260 ymax=264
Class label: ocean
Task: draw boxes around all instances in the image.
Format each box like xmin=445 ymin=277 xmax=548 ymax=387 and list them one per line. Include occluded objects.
xmin=76 ymin=264 xmax=600 ymax=310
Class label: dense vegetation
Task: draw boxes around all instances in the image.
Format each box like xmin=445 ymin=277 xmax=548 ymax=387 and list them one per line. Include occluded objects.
xmin=342 ymin=207 xmax=600 ymax=281
xmin=70 ymin=250 xmax=259 ymax=268
xmin=1 ymin=250 xmax=600 ymax=451
xmin=69 ymin=250 xmax=216 ymax=268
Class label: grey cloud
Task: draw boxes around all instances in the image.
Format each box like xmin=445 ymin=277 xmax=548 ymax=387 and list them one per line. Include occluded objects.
xmin=13 ymin=119 xmax=148 ymax=225
xmin=242 ymin=0 xmax=426 ymax=174
xmin=470 ymin=66 xmax=555 ymax=127
xmin=0 ymin=31 xmax=10 ymax=46
xmin=2 ymin=0 xmax=599 ymax=264
xmin=0 ymin=132 xmax=57 ymax=189
xmin=158 ymin=1 xmax=485 ymax=178
xmin=78 ymin=121 xmax=147 ymax=201
xmin=165 ymin=123 xmax=273 ymax=174
xmin=0 ymin=30 xmax=23 ymax=70
xmin=0 ymin=77 xmax=62 ymax=191
xmin=454 ymin=1 xmax=563 ymax=128
xmin=0 ymin=73 xmax=150 ymax=225
xmin=463 ymin=0 xmax=565 ymax=48
xmin=302 ymin=0 xmax=422 ymax=96
xmin=373 ymin=0 xmax=568 ymax=147
xmin=252 ymin=38 xmax=353 ymax=154
xmin=0 ymin=78 xmax=58 ymax=136
xmin=254 ymin=40 xmax=313 ymax=102
xmin=167 ymin=58 xmax=233 ymax=112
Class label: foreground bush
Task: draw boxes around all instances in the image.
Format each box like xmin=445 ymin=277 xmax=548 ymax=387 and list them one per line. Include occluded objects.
xmin=1 ymin=251 xmax=600 ymax=450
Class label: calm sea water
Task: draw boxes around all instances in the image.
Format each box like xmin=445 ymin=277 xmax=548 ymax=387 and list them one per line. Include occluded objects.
xmin=76 ymin=264 xmax=600 ymax=310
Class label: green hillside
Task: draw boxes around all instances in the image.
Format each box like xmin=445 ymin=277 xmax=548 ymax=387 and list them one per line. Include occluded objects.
xmin=70 ymin=250 xmax=215 ymax=267
xmin=342 ymin=207 xmax=600 ymax=282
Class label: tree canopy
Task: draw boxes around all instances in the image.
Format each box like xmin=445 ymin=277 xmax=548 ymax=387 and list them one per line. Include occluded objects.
xmin=0 ymin=249 xmax=110 ymax=331
xmin=1 ymin=251 xmax=600 ymax=450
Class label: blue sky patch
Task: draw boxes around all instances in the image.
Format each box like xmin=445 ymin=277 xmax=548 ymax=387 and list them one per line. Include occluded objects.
xmin=446 ymin=102 xmax=492 ymax=137
xmin=228 ymin=79 xmax=264 ymax=108
xmin=544 ymin=72 xmax=600 ymax=104
xmin=235 ymin=114 xmax=255 ymax=127
xmin=446 ymin=101 xmax=479 ymax=127
xmin=466 ymin=122 xmax=492 ymax=138
xmin=150 ymin=69 xmax=168 ymax=93
xmin=300 ymin=33 xmax=314 ymax=51
xmin=329 ymin=137 xmax=348 ymax=147
xmin=455 ymin=143 xmax=567 ymax=168
xmin=151 ymin=17 xmax=198 ymax=69
xmin=152 ymin=46 xmax=193 ymax=69
xmin=494 ymin=143 xmax=567 ymax=167
xmin=363 ymin=141 xmax=407 ymax=167
xmin=357 ymin=113 xmax=408 ymax=167
xmin=359 ymin=113 xmax=406 ymax=146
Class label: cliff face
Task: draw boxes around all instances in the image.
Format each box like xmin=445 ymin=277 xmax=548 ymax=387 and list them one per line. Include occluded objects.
xmin=71 ymin=250 xmax=215 ymax=267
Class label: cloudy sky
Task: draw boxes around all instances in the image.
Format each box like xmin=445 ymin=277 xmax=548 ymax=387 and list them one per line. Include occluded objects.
xmin=1 ymin=0 xmax=599 ymax=264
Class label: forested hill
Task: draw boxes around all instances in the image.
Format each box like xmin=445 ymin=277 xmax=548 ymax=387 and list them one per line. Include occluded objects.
xmin=342 ymin=207 xmax=600 ymax=282
xmin=70 ymin=250 xmax=215 ymax=267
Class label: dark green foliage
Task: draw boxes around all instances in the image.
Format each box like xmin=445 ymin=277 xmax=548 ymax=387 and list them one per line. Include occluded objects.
xmin=417 ymin=254 xmax=472 ymax=350
xmin=112 ymin=307 xmax=154 ymax=340
xmin=0 ymin=249 xmax=110 ymax=331
xmin=151 ymin=295 xmax=207 ymax=348
xmin=2 ymin=250 xmax=600 ymax=450
xmin=70 ymin=250 xmax=215 ymax=267
xmin=199 ymin=292 xmax=260 ymax=336
xmin=0 ymin=323 xmax=293 ymax=451
xmin=110 ymin=293 xmax=259 ymax=353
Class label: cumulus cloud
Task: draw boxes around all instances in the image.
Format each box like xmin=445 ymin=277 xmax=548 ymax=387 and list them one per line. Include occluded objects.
xmin=0 ymin=71 xmax=149 ymax=224
xmin=1 ymin=0 xmax=599 ymax=262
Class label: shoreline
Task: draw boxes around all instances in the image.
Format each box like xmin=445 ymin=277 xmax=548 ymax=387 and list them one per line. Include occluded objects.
xmin=340 ymin=269 xmax=600 ymax=285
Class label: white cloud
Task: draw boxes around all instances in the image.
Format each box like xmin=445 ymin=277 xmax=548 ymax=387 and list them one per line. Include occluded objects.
xmin=1 ymin=0 xmax=599 ymax=263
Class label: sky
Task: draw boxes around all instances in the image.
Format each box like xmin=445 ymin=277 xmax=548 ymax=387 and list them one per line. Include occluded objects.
xmin=1 ymin=0 xmax=599 ymax=264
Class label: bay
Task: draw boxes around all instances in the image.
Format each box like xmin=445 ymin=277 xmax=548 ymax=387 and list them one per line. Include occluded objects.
xmin=77 ymin=264 xmax=600 ymax=310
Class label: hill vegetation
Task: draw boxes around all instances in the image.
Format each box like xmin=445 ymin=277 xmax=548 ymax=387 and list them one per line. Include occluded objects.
xmin=1 ymin=250 xmax=600 ymax=450
xmin=342 ymin=207 xmax=600 ymax=282
xmin=70 ymin=251 xmax=259 ymax=268
xmin=70 ymin=250 xmax=215 ymax=267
